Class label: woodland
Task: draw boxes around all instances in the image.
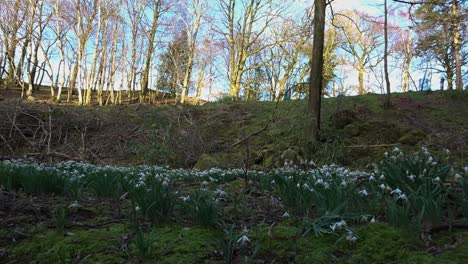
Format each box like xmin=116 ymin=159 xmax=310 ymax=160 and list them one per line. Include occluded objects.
xmin=0 ymin=0 xmax=467 ymax=263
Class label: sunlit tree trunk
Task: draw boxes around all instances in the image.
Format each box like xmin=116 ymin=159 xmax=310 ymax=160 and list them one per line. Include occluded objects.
xmin=140 ymin=0 xmax=161 ymax=103
xmin=451 ymin=0 xmax=463 ymax=91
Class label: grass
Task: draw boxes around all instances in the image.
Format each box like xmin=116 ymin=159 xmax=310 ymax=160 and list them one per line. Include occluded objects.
xmin=1 ymin=90 xmax=467 ymax=169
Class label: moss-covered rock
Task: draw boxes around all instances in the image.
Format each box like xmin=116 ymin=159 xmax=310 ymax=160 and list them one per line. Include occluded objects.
xmin=398 ymin=129 xmax=427 ymax=146
xmin=344 ymin=123 xmax=361 ymax=137
xmin=194 ymin=154 xmax=220 ymax=170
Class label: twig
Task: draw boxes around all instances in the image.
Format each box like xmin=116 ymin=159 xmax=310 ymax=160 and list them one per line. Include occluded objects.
xmin=344 ymin=143 xmax=400 ymax=148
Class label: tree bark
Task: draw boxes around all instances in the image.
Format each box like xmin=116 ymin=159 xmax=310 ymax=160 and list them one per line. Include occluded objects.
xmin=451 ymin=0 xmax=463 ymax=91
xmin=383 ymin=0 xmax=391 ymax=108
xmin=306 ymin=0 xmax=326 ymax=150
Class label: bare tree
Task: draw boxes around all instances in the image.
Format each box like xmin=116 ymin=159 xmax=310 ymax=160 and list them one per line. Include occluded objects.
xmin=335 ymin=10 xmax=383 ymax=95
xmin=218 ymin=0 xmax=284 ymax=99
xmin=179 ymin=0 xmax=208 ymax=103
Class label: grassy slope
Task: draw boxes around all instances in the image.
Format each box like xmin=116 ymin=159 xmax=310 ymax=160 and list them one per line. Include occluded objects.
xmin=3 ymin=90 xmax=466 ymax=168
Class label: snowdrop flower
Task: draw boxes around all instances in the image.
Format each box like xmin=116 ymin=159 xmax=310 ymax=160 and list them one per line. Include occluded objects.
xmin=379 ymin=184 xmax=386 ymax=190
xmin=369 ymin=176 xmax=376 ymax=182
xmin=391 ymin=188 xmax=402 ymax=195
xmin=162 ymin=180 xmax=169 ymax=187
xmin=433 ymin=177 xmax=441 ymax=184
xmin=215 ymin=189 xmax=227 ymax=197
xmin=398 ymin=194 xmax=408 ymax=201
xmin=201 ymin=180 xmax=209 ymax=186
xmin=370 ymin=217 xmax=376 ymax=223
xmin=68 ymin=201 xmax=80 ymax=208
xmin=379 ymin=174 xmax=385 ymax=180
xmin=181 ymin=195 xmax=190 ymax=202
xmin=346 ymin=232 xmax=357 ymax=242
xmin=432 ymin=162 xmax=437 ymax=166
xmin=302 ymin=183 xmax=312 ymax=191
xmin=393 ymin=147 xmax=400 ymax=153
xmin=384 ymin=152 xmax=388 ymax=157
xmin=282 ymin=212 xmax=290 ymax=218
xmin=237 ymin=235 xmax=250 ymax=246
xmin=315 ymin=178 xmax=324 ymax=186
xmin=323 ymin=182 xmax=330 ymax=189
xmin=135 ymin=206 xmax=141 ymax=211
xmin=464 ymin=167 xmax=468 ymax=174
xmin=271 ymin=180 xmax=276 ymax=185
xmin=359 ymin=189 xmax=369 ymax=197
xmin=408 ymin=175 xmax=416 ymax=181
xmin=455 ymin=173 xmax=462 ymax=181
xmin=340 ymin=180 xmax=347 ymax=187
xmin=445 ymin=149 xmax=451 ymax=155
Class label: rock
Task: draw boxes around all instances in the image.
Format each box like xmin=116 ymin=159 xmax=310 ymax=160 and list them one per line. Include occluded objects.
xmin=344 ymin=123 xmax=360 ymax=137
xmin=193 ymin=153 xmax=219 ymax=170
xmin=398 ymin=129 xmax=426 ymax=146
xmin=279 ymin=148 xmax=302 ymax=166
xmin=332 ymin=109 xmax=357 ymax=129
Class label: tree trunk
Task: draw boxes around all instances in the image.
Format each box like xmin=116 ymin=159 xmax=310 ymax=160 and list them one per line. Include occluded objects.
xmin=306 ymin=0 xmax=326 ymax=150
xmin=358 ymin=64 xmax=365 ymax=95
xmin=383 ymin=0 xmax=391 ymax=108
xmin=140 ymin=2 xmax=160 ymax=103
xmin=451 ymin=0 xmax=463 ymax=91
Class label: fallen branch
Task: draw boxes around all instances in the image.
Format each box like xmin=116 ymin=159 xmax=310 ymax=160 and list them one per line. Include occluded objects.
xmin=344 ymin=143 xmax=400 ymax=148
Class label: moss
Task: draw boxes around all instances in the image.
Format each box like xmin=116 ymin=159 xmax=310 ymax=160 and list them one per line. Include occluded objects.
xmin=341 ymin=223 xmax=432 ymax=264
xmin=251 ymin=224 xmax=337 ymax=263
xmin=143 ymin=226 xmax=220 ymax=264
xmin=398 ymin=129 xmax=427 ymax=146
xmin=430 ymin=231 xmax=468 ymax=264
xmin=13 ymin=224 xmax=127 ymax=263
xmin=194 ymin=154 xmax=220 ymax=170
xmin=344 ymin=123 xmax=361 ymax=137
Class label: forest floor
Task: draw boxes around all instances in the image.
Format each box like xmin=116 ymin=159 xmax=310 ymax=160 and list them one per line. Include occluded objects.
xmin=1 ymin=87 xmax=468 ymax=263
xmin=0 ymin=86 xmax=467 ymax=169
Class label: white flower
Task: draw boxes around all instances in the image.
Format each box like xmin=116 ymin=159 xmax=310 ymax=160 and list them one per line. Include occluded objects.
xmin=271 ymin=180 xmax=276 ymax=185
xmin=464 ymin=167 xmax=468 ymax=174
xmin=282 ymin=212 xmax=290 ymax=218
xmin=455 ymin=173 xmax=462 ymax=181
xmin=391 ymin=188 xmax=402 ymax=195
xmin=315 ymin=179 xmax=324 ymax=186
xmin=215 ymin=189 xmax=227 ymax=197
xmin=302 ymin=183 xmax=312 ymax=191
xmin=68 ymin=201 xmax=79 ymax=208
xmin=369 ymin=176 xmax=376 ymax=182
xmin=398 ymin=194 xmax=408 ymax=201
xmin=393 ymin=147 xmax=400 ymax=153
xmin=181 ymin=195 xmax=190 ymax=202
xmin=340 ymin=180 xmax=347 ymax=187
xmin=135 ymin=206 xmax=140 ymax=211
xmin=346 ymin=232 xmax=357 ymax=242
xmin=408 ymin=175 xmax=416 ymax=181
xmin=445 ymin=149 xmax=451 ymax=155
xmin=432 ymin=162 xmax=437 ymax=166
xmin=379 ymin=174 xmax=385 ymax=180
xmin=359 ymin=189 xmax=368 ymax=196
xmin=384 ymin=152 xmax=388 ymax=157
xmin=433 ymin=177 xmax=441 ymax=184
xmin=379 ymin=184 xmax=386 ymax=190
xmin=237 ymin=235 xmax=250 ymax=246
xmin=370 ymin=217 xmax=376 ymax=223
